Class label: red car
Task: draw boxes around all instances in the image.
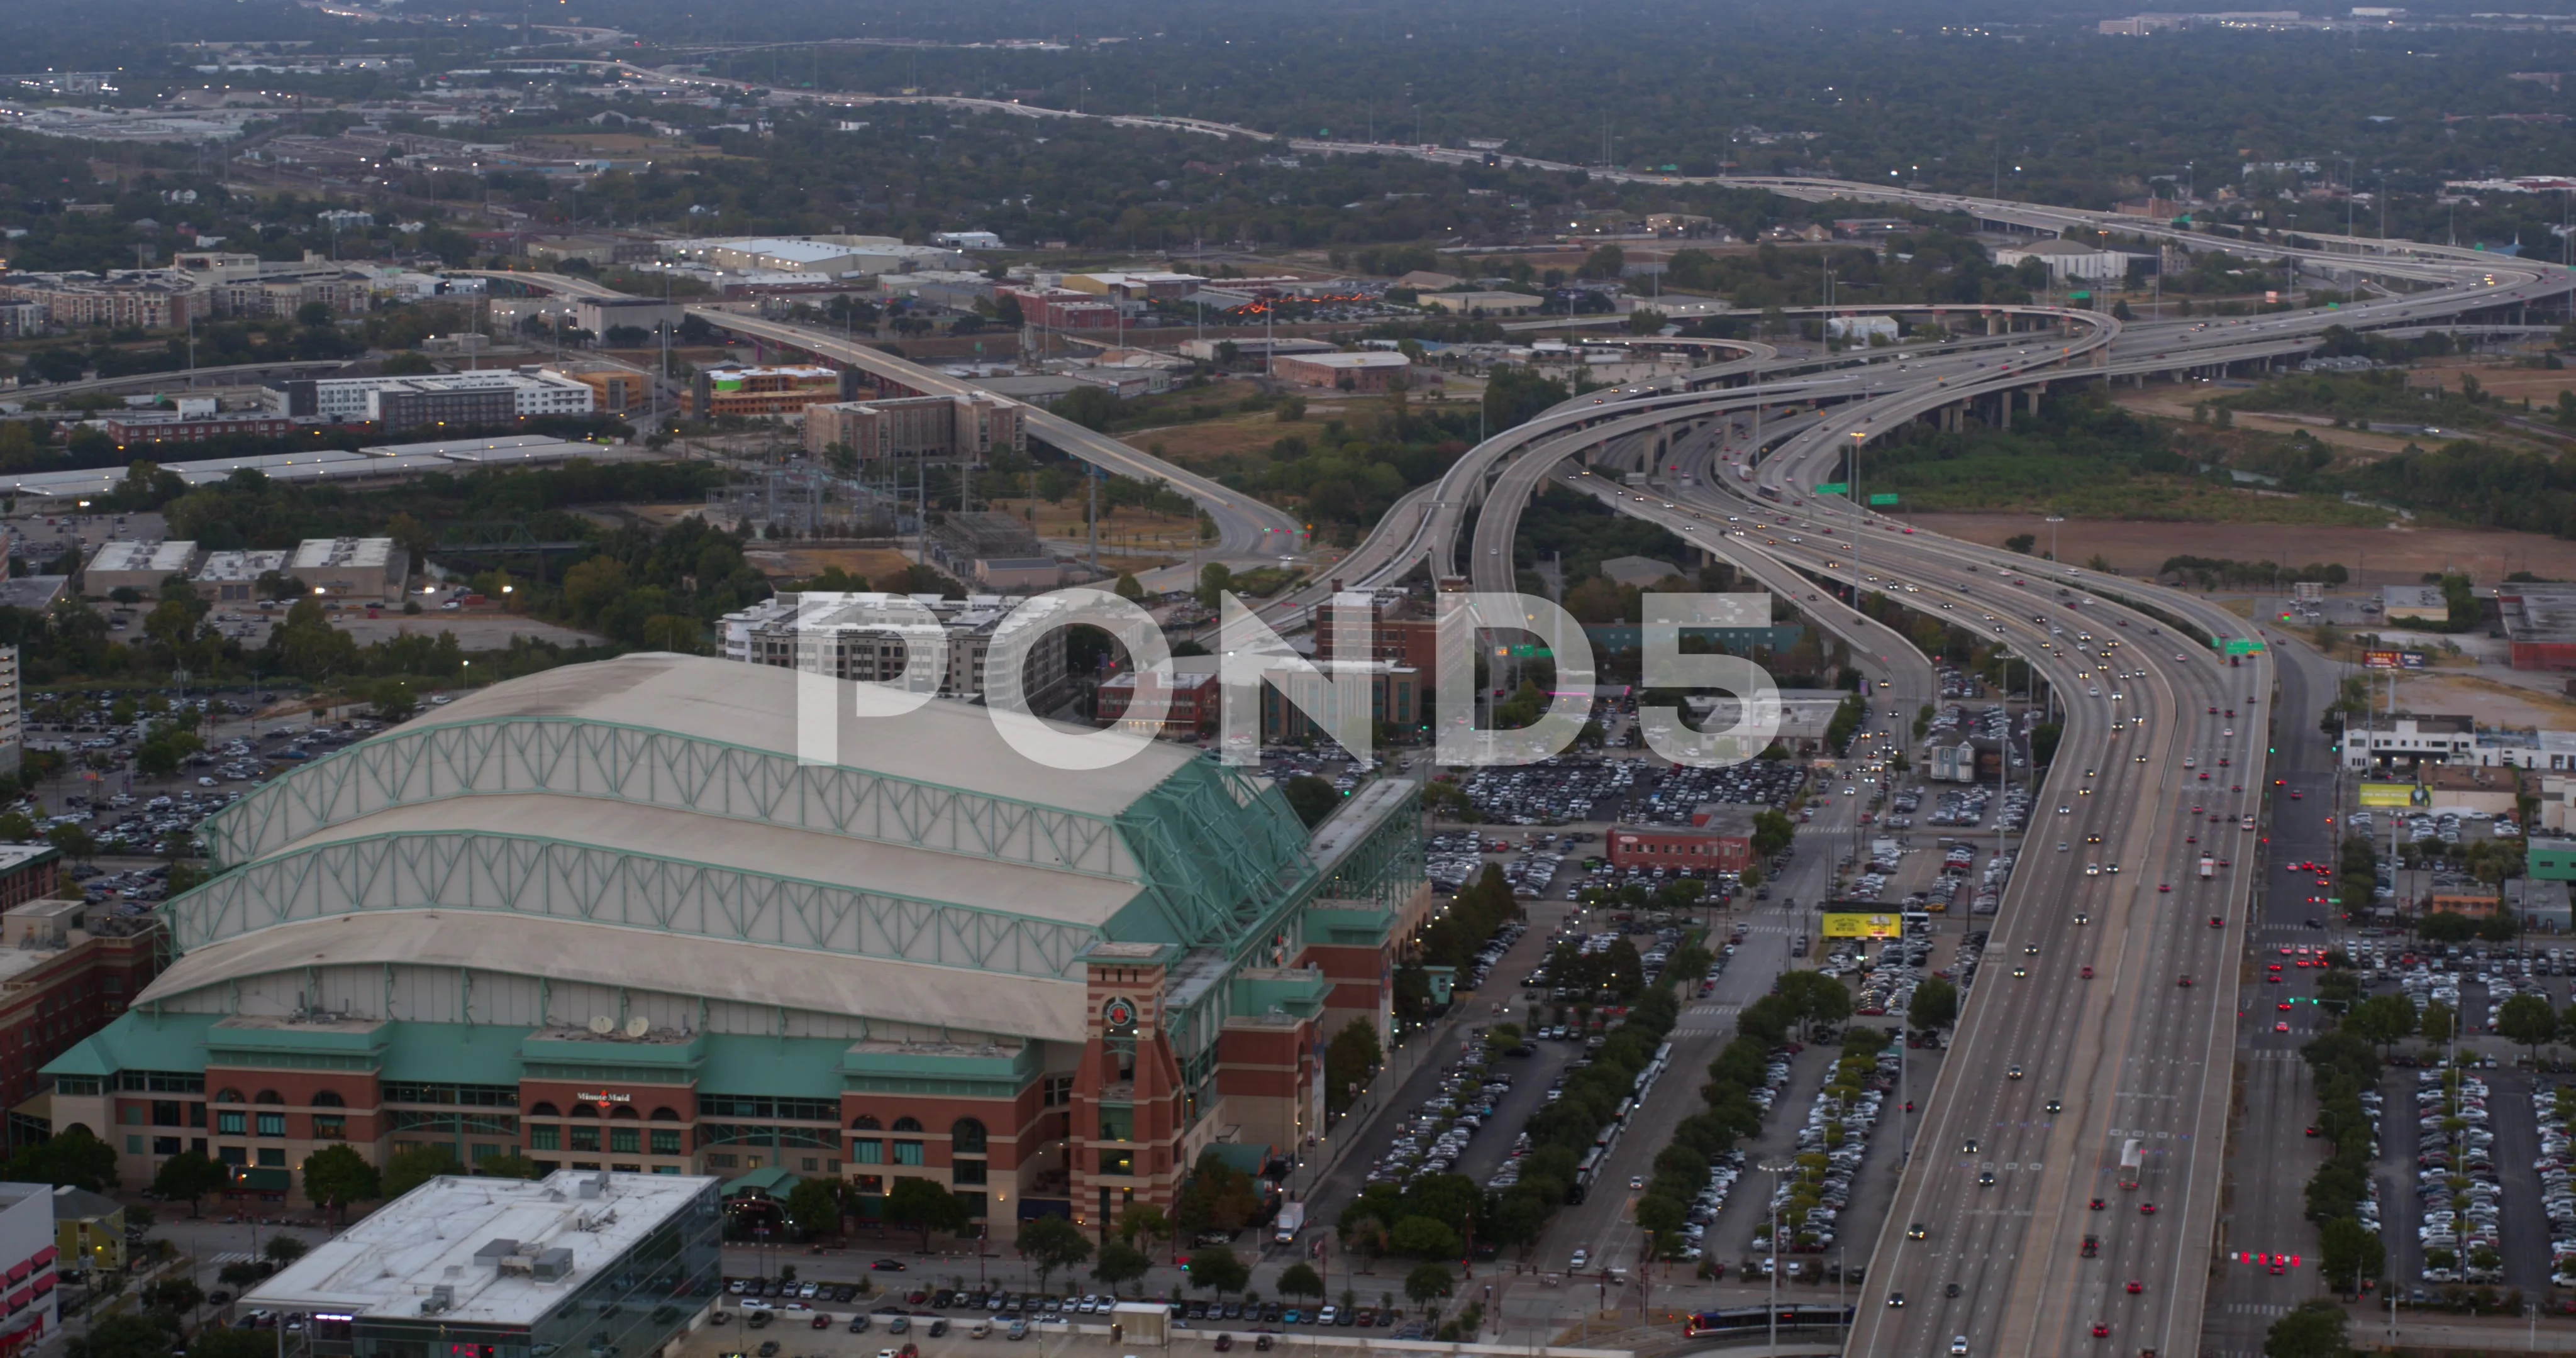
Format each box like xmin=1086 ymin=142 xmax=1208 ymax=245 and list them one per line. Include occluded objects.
xmin=2158 ymin=883 xmax=2171 ymax=893
xmin=2092 ymin=1323 xmax=2111 ymax=1338
xmin=2089 ymin=1198 xmax=2107 ymax=1211
xmin=2081 ymin=965 xmax=2096 ymax=980
xmin=2177 ymin=975 xmax=2193 ymax=988
xmin=2209 ymin=916 xmax=2224 ymax=928
xmin=2126 ymin=1280 xmax=2144 ymax=1295
xmin=2140 ymin=1202 xmax=2158 ymax=1215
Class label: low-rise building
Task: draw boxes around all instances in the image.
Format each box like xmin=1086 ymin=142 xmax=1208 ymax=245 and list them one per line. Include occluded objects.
xmin=2502 ymin=584 xmax=2576 ymax=670
xmin=1607 ymin=805 xmax=1756 ymax=873
xmin=721 ymin=592 xmax=1074 ymax=712
xmin=802 ymin=393 xmax=1025 ymax=463
xmin=2338 ymin=712 xmax=2477 ymax=771
xmin=288 ymin=537 xmax=410 ymax=602
xmin=1311 ymin=590 xmax=1440 ymax=688
xmin=2382 ymin=583 xmax=2450 ymax=621
xmin=1001 ymin=286 xmax=1121 ymax=329
xmin=2419 ymin=763 xmax=2523 ymax=816
xmin=1416 ymin=290 xmax=1545 ymax=317
xmin=1253 ymin=658 xmax=1424 ymax=745
xmin=263 ymin=372 xmax=595 ymax=426
xmin=1097 ymin=656 xmax=1223 ymax=739
xmin=81 ymin=540 xmax=203 ymax=599
xmin=189 ymin=550 xmax=290 ymax=605
xmin=1992 ymin=238 xmax=2127 ymax=281
xmin=687 ymin=365 xmax=852 ymax=418
xmin=240 ymin=1171 xmax=721 ymax=1358
xmin=102 ymin=412 xmax=299 ymax=448
xmin=539 ymin=360 xmax=653 ymax=416
xmin=1273 ymin=351 xmax=1413 ymax=392
xmin=2511 ymin=877 xmax=2573 ymax=932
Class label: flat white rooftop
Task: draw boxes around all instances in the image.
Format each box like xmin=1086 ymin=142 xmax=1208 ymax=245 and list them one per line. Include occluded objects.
xmin=243 ymin=1169 xmax=717 ymax=1328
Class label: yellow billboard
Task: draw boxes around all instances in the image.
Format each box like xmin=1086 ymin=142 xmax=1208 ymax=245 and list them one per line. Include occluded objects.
xmin=2358 ymin=782 xmax=2421 ymax=808
xmin=1822 ymin=912 xmax=1904 ymax=939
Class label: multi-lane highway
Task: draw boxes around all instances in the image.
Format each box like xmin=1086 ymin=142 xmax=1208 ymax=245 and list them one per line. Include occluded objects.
xmin=1375 ymin=183 xmax=2565 ymax=1355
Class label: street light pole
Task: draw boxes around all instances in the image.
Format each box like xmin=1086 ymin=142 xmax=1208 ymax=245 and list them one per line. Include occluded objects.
xmin=1758 ymin=1157 xmax=1796 ymax=1357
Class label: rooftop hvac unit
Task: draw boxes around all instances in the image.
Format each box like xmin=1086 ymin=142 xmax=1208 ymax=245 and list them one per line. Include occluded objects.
xmin=531 ymin=1247 xmax=574 ymax=1281
xmin=473 ymin=1239 xmax=521 ymax=1266
xmin=423 ymin=1284 xmax=455 ymax=1315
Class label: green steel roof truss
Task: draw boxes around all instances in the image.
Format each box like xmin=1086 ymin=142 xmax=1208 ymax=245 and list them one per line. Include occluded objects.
xmin=166 ymin=830 xmax=1103 ymax=980
xmin=199 ymin=717 xmax=1135 ymax=881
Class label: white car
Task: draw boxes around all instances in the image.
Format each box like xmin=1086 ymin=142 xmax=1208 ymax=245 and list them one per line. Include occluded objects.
xmin=1569 ymin=1248 xmax=1590 ymax=1269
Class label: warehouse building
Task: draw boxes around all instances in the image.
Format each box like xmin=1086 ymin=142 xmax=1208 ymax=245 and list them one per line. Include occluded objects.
xmin=1272 ymin=351 xmax=1413 ymax=392
xmin=39 ymin=655 xmax=1426 ymax=1235
xmin=242 ymin=1170 xmax=720 ymax=1358
xmin=81 ymin=541 xmax=203 ymax=599
xmin=262 ymin=372 xmax=594 ymax=426
xmin=2502 ymin=585 xmax=2576 ymax=670
xmin=289 ymin=538 xmax=411 ymax=602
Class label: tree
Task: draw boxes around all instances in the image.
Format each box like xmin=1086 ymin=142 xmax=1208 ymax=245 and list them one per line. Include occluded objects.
xmin=1092 ymin=1239 xmax=1152 ymax=1296
xmin=786 ymin=1177 xmax=847 ymax=1239
xmin=1116 ymin=1201 xmax=1174 ymax=1250
xmin=1387 ymin=1216 xmax=1463 ymax=1259
xmin=1284 ymin=774 xmax=1341 ymax=829
xmin=7 ymin=1127 xmax=118 ymax=1191
xmin=67 ymin=1313 xmax=181 ymax=1358
xmin=2346 ymin=994 xmax=2418 ymax=1055
xmin=45 ymin=822 xmax=95 ymax=864
xmin=2499 ymin=991 xmax=2557 ymax=1065
xmin=301 ymin=1144 xmax=380 ymax=1218
xmin=379 ymin=351 xmax=438 ymax=377
xmin=372 ymin=679 xmax=419 ymax=724
xmin=2260 ymin=1298 xmax=2350 ymax=1358
xmin=2318 ymin=1214 xmax=2385 ymax=1296
xmin=1113 ymin=571 xmax=1145 ymax=602
xmin=1173 ymin=1150 xmax=1264 ymax=1236
xmin=1019 ymin=1213 xmax=1094 ymax=1291
xmin=150 ymin=1150 xmax=225 ymax=1218
xmin=1909 ymin=978 xmax=1960 ymax=1034
xmin=2419 ymin=1000 xmax=2456 ymax=1045
xmin=263 ymin=1235 xmax=308 ymax=1265
xmin=1324 ymin=1018 xmax=1384 ymax=1114
xmin=1276 ymin=1262 xmax=1324 ymax=1303
xmin=1404 ymin=1262 xmax=1454 ymax=1309
xmin=380 ymin=1144 xmax=461 ymax=1200
xmin=182 ymin=1331 xmax=279 ymax=1358
xmin=143 ymin=1277 xmax=203 ymax=1313
xmin=884 ymin=1176 xmax=970 ymax=1250
xmin=1185 ymin=1244 xmax=1248 ymax=1297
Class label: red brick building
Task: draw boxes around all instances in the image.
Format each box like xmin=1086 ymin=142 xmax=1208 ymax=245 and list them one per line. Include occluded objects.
xmin=1607 ymin=804 xmax=1756 ymax=873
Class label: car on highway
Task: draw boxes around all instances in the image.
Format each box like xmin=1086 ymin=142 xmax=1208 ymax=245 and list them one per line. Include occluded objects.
xmin=1950 ymin=1337 xmax=1969 ymax=1355
xmin=2126 ymin=1281 xmax=2143 ymax=1295
xmin=2140 ymin=1202 xmax=2158 ymax=1215
xmin=2045 ymin=1098 xmax=2062 ymax=1113
xmin=1907 ymin=1222 xmax=1928 ymax=1240
xmin=2081 ymin=1235 xmax=2099 ymax=1259
xmin=2080 ymin=965 xmax=2094 ymax=980
xmin=2006 ymin=1064 xmax=2024 ymax=1079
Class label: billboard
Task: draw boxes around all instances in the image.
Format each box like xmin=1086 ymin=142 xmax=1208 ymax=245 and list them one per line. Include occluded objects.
xmin=1821 ymin=912 xmax=1904 ymax=939
xmin=2362 ymin=649 xmax=2431 ymax=670
xmin=2358 ymin=781 xmax=2423 ymax=808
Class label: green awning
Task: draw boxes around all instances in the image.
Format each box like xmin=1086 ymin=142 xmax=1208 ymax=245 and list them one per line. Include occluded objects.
xmin=721 ymin=1167 xmax=800 ymax=1200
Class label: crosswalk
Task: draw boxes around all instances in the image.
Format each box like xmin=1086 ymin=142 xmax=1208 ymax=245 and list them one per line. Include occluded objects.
xmin=208 ymin=1252 xmax=252 ymax=1266
xmin=1674 ymin=1004 xmax=1738 ymax=1035
xmin=2216 ymin=1302 xmax=2292 ymax=1317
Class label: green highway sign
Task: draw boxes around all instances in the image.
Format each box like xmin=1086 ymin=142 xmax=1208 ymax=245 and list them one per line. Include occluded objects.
xmin=2223 ymin=638 xmax=2268 ymax=656
xmin=1814 ymin=482 xmax=1850 ymax=495
xmin=1497 ymin=643 xmax=1552 ymax=658
xmin=2068 ymin=291 xmax=2092 ymax=301
xmin=1868 ymin=494 xmax=1901 ymax=506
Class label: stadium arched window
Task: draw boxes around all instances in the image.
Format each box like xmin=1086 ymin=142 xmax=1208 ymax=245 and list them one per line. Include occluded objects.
xmin=528 ymin=1102 xmax=562 ymax=1118
xmin=312 ymin=1091 xmax=345 ymax=1108
xmin=951 ymin=1118 xmax=987 ymax=1154
xmin=611 ymin=1105 xmax=641 ymax=1120
xmin=214 ymin=1088 xmax=244 ymax=1105
xmin=570 ymin=1103 xmax=601 ymax=1118
xmin=254 ymin=1090 xmax=284 ymax=1105
xmin=850 ymin=1115 xmax=882 ymax=1131
xmin=650 ymin=1107 xmax=681 ymax=1122
xmin=891 ymin=1116 xmax=923 ymax=1133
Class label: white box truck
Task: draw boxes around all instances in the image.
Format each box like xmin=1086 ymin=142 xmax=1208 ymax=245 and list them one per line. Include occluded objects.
xmin=1274 ymin=1201 xmax=1306 ymax=1245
